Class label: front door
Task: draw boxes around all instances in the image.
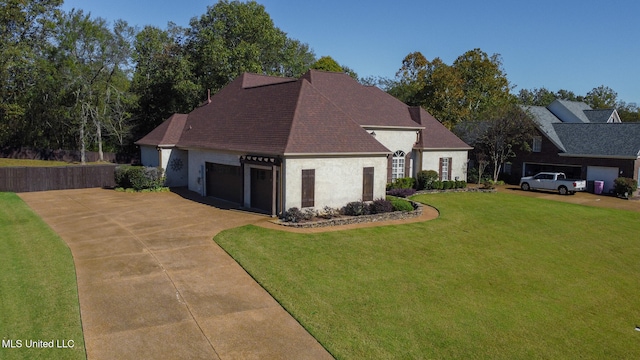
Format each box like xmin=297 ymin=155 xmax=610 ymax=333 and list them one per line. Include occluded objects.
xmin=250 ymin=168 xmax=272 ymax=213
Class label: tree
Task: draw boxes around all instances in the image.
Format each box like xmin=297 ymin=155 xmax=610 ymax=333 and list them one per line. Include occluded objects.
xmin=585 ymin=85 xmax=618 ymax=109
xmin=186 ymin=0 xmax=314 ymax=93
xmin=310 ymin=56 xmax=343 ymax=72
xmin=131 ymin=24 xmax=200 ymax=137
xmin=517 ymin=87 xmax=556 ymax=106
xmin=0 ymin=0 xmax=63 ymax=147
xmin=452 ymin=49 xmax=514 ymax=120
xmin=388 ymin=49 xmax=514 ymax=128
xmin=616 ymin=101 xmax=640 ymax=122
xmin=54 ymin=10 xmax=135 ymax=162
xmin=460 ymin=105 xmax=536 ymax=182
xmin=309 ymin=55 xmax=358 ymax=79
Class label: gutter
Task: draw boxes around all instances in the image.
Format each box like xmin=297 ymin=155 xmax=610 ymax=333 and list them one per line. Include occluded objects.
xmin=558 ymin=153 xmax=638 ymax=160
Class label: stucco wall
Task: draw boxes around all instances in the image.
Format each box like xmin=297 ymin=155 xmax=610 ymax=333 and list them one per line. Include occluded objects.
xmin=367 ymin=128 xmax=417 ymax=155
xmin=419 ymin=150 xmax=469 ymax=181
xmin=187 ymin=149 xmax=242 ymax=195
xmin=161 ymin=148 xmax=189 ymax=187
xmin=283 ymin=155 xmax=387 ymax=210
xmin=140 ymin=146 xmax=159 ymax=167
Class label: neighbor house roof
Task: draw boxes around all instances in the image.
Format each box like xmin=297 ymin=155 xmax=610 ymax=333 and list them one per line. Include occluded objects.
xmin=139 ymin=70 xmax=469 ymax=156
xmin=584 ymin=109 xmax=618 ymax=123
xmin=135 ymin=113 xmax=188 ymax=147
xmin=553 ymin=123 xmax=640 ymax=158
xmin=523 ymin=100 xmax=640 ymax=158
xmin=410 ymin=107 xmax=472 ymax=150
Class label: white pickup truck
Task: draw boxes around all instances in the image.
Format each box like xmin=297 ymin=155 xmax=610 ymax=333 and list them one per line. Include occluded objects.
xmin=519 ymin=172 xmax=587 ymax=195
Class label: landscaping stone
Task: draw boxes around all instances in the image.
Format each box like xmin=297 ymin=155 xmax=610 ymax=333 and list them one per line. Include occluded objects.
xmin=274 ymin=201 xmax=423 ymax=228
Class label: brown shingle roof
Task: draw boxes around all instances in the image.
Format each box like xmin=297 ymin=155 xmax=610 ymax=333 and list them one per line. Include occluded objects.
xmin=139 ymin=70 xmax=469 ymax=156
xmin=301 ymin=70 xmax=423 ymax=128
xmin=410 ymin=107 xmax=472 ymax=150
xmin=135 ymin=113 xmax=188 ymax=147
xmin=177 ymin=73 xmax=388 ymax=155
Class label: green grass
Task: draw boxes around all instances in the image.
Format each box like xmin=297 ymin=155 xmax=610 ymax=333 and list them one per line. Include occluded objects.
xmin=0 ymin=193 xmax=86 ymax=360
xmin=0 ymin=159 xmax=72 ymax=167
xmin=215 ymin=192 xmax=640 ymax=359
xmin=0 ymin=158 xmax=108 ymax=167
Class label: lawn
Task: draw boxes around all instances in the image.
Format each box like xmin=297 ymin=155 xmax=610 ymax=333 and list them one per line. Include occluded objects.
xmin=0 ymin=193 xmax=86 ymax=360
xmin=215 ymin=192 xmax=640 ymax=359
xmin=0 ymin=159 xmax=72 ymax=167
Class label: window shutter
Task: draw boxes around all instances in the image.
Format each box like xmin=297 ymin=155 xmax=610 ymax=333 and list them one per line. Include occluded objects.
xmin=362 ymin=167 xmax=374 ymax=201
xmin=301 ymin=169 xmax=315 ymax=208
xmin=387 ymin=156 xmax=393 ymax=183
xmin=404 ymin=152 xmax=411 ymax=179
xmin=439 ymin=158 xmax=443 ymax=181
xmin=448 ymin=157 xmax=452 ymax=181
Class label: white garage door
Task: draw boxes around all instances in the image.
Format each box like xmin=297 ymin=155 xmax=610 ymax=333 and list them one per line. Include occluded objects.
xmin=587 ymin=166 xmax=619 ymax=193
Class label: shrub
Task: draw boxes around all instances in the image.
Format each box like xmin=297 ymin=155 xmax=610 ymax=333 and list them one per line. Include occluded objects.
xmin=342 ymin=201 xmax=370 ymax=216
xmin=455 ymin=180 xmax=467 ymax=189
xmin=387 ymin=196 xmax=415 ymax=212
xmin=614 ymin=177 xmax=638 ymax=197
xmin=303 ymin=208 xmax=317 ymax=220
xmin=387 ymin=177 xmax=416 ymax=190
xmin=319 ymin=206 xmax=339 ymax=219
xmin=442 ymin=180 xmax=452 ymax=190
xmin=432 ymin=180 xmax=443 ymax=190
xmin=369 ymin=198 xmax=394 ymax=214
xmin=115 ymin=165 xmax=164 ymax=191
xmin=481 ymin=180 xmax=496 ymax=189
xmin=417 ymin=170 xmax=439 ymax=190
xmin=386 ymin=188 xmax=416 ymax=197
xmin=282 ymin=207 xmax=304 ymax=223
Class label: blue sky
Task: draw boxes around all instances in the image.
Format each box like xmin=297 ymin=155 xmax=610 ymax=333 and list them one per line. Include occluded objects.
xmin=61 ymin=0 xmax=640 ymax=104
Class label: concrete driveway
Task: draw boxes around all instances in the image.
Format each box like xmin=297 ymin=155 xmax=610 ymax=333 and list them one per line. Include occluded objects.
xmin=19 ymin=188 xmax=332 ymax=360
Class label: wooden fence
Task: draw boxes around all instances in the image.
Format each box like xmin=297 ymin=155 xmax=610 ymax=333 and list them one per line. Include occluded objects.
xmin=0 ymin=164 xmax=117 ymax=193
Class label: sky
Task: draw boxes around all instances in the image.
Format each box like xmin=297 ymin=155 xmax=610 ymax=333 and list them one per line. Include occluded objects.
xmin=61 ymin=0 xmax=640 ymax=104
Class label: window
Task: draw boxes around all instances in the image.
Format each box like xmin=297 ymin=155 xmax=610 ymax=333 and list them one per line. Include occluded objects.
xmin=301 ymin=169 xmax=315 ymax=208
xmin=439 ymin=157 xmax=452 ymax=180
xmin=392 ymin=151 xmax=405 ymax=182
xmin=503 ymin=162 xmax=512 ymax=175
xmin=362 ymin=167 xmax=374 ymax=201
xmin=532 ymin=136 xmax=542 ymax=152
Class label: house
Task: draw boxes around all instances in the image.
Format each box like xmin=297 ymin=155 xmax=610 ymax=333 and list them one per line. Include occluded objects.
xmin=508 ymin=99 xmax=640 ymax=193
xmin=136 ymin=70 xmax=471 ymax=216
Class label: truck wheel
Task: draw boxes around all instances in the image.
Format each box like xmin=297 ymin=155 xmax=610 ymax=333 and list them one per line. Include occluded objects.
xmin=558 ymin=186 xmax=568 ymax=195
xmin=521 ymin=183 xmax=530 ymax=191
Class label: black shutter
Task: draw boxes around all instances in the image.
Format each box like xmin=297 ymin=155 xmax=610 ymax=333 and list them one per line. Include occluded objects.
xmin=362 ymin=167 xmax=374 ymax=201
xmin=301 ymin=169 xmax=315 ymax=208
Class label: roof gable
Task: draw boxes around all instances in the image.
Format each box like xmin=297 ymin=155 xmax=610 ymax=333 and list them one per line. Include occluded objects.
xmin=410 ymin=107 xmax=471 ymax=150
xmin=301 ymin=70 xmax=423 ymax=129
xmin=284 ymin=80 xmax=389 ymax=154
xmin=548 ymin=99 xmax=591 ymax=123
xmin=135 ymin=113 xmax=188 ymax=147
xmin=521 ymin=105 xmax=566 ymax=151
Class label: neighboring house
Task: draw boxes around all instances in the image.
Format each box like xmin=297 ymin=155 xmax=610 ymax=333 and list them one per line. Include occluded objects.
xmin=509 ymin=99 xmax=640 ymax=193
xmin=136 ymin=70 xmax=471 ymax=216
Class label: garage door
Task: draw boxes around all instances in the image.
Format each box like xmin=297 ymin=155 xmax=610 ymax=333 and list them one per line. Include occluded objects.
xmin=205 ymin=162 xmax=242 ymax=203
xmin=250 ymin=167 xmax=273 ymax=213
xmin=586 ymin=166 xmax=619 ymax=193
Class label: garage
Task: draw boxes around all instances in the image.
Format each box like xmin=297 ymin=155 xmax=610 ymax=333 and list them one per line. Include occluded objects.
xmin=523 ymin=163 xmax=582 ymax=178
xmin=250 ymin=168 xmax=274 ymax=213
xmin=205 ymin=162 xmax=242 ymax=203
xmin=586 ymin=166 xmax=619 ymax=193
